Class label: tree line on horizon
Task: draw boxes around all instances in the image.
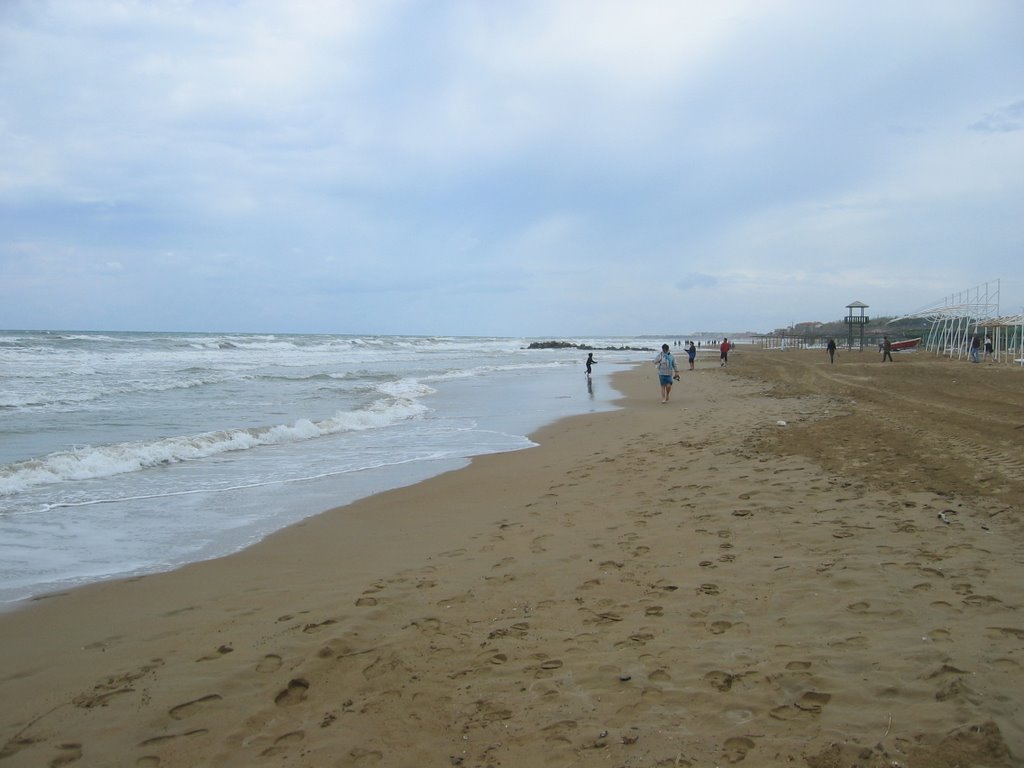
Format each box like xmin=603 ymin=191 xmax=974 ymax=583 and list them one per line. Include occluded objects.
xmin=771 ymin=315 xmax=931 ymax=339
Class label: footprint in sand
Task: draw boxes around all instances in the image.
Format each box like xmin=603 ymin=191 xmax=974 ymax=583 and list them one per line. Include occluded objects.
xmin=935 ymin=679 xmax=975 ymax=702
xmin=487 ymin=621 xmax=529 ymax=639
xmin=409 ymin=617 xmax=442 ymax=635
xmin=317 ymin=645 xmax=336 ymax=659
xmin=797 ymin=691 xmax=831 ymax=713
xmin=534 ymin=658 xmax=564 ymax=678
xmin=614 ymin=633 xmax=654 ymax=649
xmin=991 ymin=658 xmax=1021 ymax=671
xmin=348 ymin=748 xmax=384 ymax=765
xmin=724 ymin=708 xmax=754 ymax=724
xmin=169 ymin=694 xmax=223 ymax=720
xmin=73 ymin=687 xmax=134 ymax=709
xmin=963 ymin=594 xmax=1002 ymax=607
xmin=195 ymin=644 xmax=234 ymax=662
xmin=645 ymin=605 xmax=664 ymax=617
xmin=769 ymin=691 xmax=831 ymax=720
xmin=704 ymin=670 xmax=735 ymax=691
xmin=49 ymin=743 xmax=83 ymax=767
xmin=477 ymin=702 xmax=514 ymax=722
xmin=722 ymin=736 xmax=756 ymax=763
xmin=436 ymin=591 xmax=473 ymax=608
xmin=988 ymin=627 xmax=1024 ymax=640
xmin=260 ymin=730 xmax=305 ymax=757
xmin=542 ymin=720 xmax=579 ymax=745
xmin=698 ymin=583 xmax=720 ymax=596
xmin=478 ymin=650 xmax=508 ymax=665
xmin=708 ymin=620 xmax=732 ymax=635
xmin=257 ymin=654 xmax=283 ymax=673
xmin=484 ymin=572 xmax=516 ymax=584
xmin=303 ymin=619 xmax=338 ymax=633
xmin=832 ymin=636 xmax=869 ymax=649
xmin=139 ymin=729 xmax=208 ymax=747
xmin=582 ymin=610 xmax=623 ymax=625
xmin=530 ymin=535 xmax=552 ymax=553
xmin=161 ymin=605 xmax=197 ymax=618
xmin=274 ymin=679 xmax=310 ymax=706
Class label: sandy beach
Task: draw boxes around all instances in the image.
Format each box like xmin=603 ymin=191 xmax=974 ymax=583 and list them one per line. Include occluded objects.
xmin=1 ymin=346 xmax=1022 ymax=767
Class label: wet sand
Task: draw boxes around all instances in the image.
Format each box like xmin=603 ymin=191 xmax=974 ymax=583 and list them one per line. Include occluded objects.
xmin=1 ymin=347 xmax=1022 ymax=767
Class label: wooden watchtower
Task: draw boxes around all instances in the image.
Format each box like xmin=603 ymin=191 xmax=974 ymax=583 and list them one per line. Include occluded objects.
xmin=845 ymin=301 xmax=870 ymax=350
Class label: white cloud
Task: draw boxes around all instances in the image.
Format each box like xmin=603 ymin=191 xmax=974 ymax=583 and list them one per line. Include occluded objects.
xmin=0 ymin=0 xmax=1021 ymax=334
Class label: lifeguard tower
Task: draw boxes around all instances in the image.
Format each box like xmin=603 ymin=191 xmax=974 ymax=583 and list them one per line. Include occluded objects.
xmin=845 ymin=301 xmax=869 ymax=350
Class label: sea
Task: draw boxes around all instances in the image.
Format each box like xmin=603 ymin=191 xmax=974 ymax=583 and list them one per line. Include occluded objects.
xmin=0 ymin=331 xmax=657 ymax=607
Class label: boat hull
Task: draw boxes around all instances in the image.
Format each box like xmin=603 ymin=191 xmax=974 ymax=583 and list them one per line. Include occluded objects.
xmin=890 ymin=337 xmax=921 ymax=351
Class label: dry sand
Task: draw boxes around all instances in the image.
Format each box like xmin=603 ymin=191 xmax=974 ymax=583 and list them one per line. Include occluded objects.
xmin=1 ymin=347 xmax=1022 ymax=767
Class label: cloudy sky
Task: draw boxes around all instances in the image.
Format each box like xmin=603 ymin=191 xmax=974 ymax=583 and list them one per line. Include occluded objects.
xmin=1 ymin=1 xmax=1021 ymax=336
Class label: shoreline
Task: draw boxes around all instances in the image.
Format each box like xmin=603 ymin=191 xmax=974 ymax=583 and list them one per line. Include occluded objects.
xmin=1 ymin=349 xmax=1021 ymax=767
xmin=0 ymin=351 xmax=626 ymax=608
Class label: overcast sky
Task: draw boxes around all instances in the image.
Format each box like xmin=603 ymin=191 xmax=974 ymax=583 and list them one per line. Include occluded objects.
xmin=1 ymin=1 xmax=1021 ymax=336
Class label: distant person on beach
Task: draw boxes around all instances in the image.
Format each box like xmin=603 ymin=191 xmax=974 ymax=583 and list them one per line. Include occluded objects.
xmin=719 ymin=338 xmax=731 ymax=367
xmin=585 ymin=353 xmax=596 ymax=377
xmin=984 ymin=336 xmax=994 ymax=362
xmin=826 ymin=338 xmax=837 ymax=364
xmin=654 ymin=344 xmax=679 ymax=403
xmin=882 ymin=336 xmax=893 ymax=362
xmin=969 ymin=334 xmax=981 ymax=363
xmin=687 ymin=341 xmax=697 ymax=370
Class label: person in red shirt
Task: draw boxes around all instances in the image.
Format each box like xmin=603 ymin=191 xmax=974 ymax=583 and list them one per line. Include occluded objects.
xmin=719 ymin=338 xmax=731 ymax=367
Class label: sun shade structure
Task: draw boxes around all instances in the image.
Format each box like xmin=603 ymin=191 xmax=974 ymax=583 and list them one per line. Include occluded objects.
xmin=890 ymin=280 xmax=1021 ymax=363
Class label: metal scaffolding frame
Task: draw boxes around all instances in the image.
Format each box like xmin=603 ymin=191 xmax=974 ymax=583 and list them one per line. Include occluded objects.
xmin=980 ymin=313 xmax=1024 ymax=365
xmin=890 ymin=280 xmax=1022 ymax=362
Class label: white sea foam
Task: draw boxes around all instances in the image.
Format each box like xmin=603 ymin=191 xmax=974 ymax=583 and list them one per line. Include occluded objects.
xmin=0 ymin=331 xmax=643 ymax=604
xmin=0 ymin=398 xmax=429 ymax=496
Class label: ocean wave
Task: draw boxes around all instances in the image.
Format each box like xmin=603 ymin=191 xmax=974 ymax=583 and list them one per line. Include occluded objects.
xmin=0 ymin=371 xmax=238 ymax=410
xmin=0 ymin=398 xmax=429 ymax=497
xmin=39 ymin=449 xmax=460 ymax=513
xmin=424 ymin=360 xmax=568 ymax=383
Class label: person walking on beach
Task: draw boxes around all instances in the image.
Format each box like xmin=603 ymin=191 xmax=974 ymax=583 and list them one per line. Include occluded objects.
xmin=969 ymin=334 xmax=981 ymax=363
xmin=654 ymin=344 xmax=679 ymax=403
xmin=826 ymin=338 xmax=837 ymax=364
xmin=881 ymin=336 xmax=893 ymax=362
xmin=585 ymin=352 xmax=596 ymax=377
xmin=719 ymin=338 xmax=731 ymax=367
xmin=687 ymin=341 xmax=697 ymax=370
